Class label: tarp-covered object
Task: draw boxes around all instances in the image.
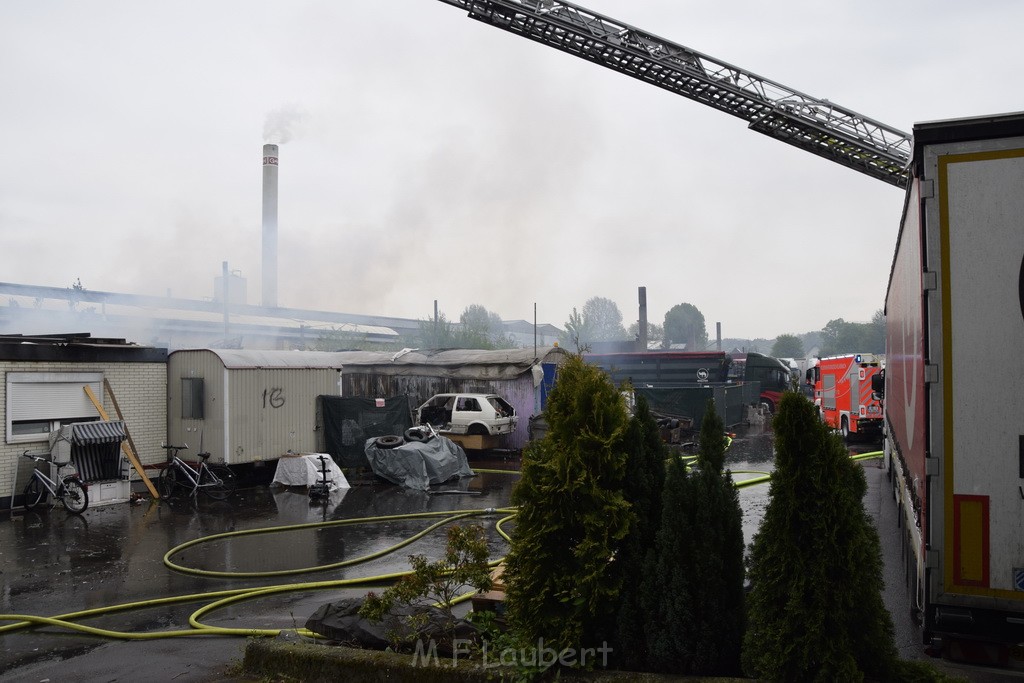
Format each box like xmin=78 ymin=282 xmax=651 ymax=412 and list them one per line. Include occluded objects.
xmin=318 ymin=395 xmax=412 ymax=469
xmin=271 ymin=453 xmax=350 ymax=490
xmin=364 ymin=435 xmax=474 ymax=491
xmin=305 ymin=598 xmax=477 ymax=652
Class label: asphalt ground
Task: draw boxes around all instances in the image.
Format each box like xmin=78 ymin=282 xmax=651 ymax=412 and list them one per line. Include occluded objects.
xmin=1 ymin=432 xmax=1022 ymax=681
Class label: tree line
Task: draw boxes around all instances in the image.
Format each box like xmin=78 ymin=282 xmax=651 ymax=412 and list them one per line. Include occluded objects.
xmin=312 ymin=296 xmax=887 ymax=358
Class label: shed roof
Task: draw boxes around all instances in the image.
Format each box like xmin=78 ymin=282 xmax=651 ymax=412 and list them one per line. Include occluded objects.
xmin=333 ymin=346 xmax=568 ymax=380
xmin=172 ymin=349 xmax=346 ymax=370
xmin=170 ymin=346 xmax=569 ymax=378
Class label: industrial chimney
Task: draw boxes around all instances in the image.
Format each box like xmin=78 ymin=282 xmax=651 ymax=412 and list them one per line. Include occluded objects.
xmin=638 ymin=286 xmax=648 ymax=351
xmin=262 ymin=143 xmax=279 ymax=308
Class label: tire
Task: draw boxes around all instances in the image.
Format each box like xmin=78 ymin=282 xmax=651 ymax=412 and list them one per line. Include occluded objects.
xmin=375 ymin=435 xmax=404 ymax=449
xmin=23 ymin=477 xmax=48 ymax=510
xmin=60 ymin=477 xmax=89 ymax=514
xmin=404 ymin=428 xmax=428 ymax=443
xmin=204 ymin=466 xmax=236 ymax=500
xmin=840 ymin=416 xmax=851 ymax=442
xmin=158 ymin=465 xmax=183 ymax=499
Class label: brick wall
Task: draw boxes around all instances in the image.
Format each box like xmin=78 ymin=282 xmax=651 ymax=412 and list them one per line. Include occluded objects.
xmin=1 ymin=361 xmax=167 ymax=508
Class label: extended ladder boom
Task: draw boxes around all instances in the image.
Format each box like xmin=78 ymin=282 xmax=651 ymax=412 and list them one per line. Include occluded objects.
xmin=437 ymin=0 xmax=911 ymax=187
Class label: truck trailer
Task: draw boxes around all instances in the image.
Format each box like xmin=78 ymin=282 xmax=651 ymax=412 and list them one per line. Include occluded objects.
xmin=880 ymin=111 xmax=1024 ymax=664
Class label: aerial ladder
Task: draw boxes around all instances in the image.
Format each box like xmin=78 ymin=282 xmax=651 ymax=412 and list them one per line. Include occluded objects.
xmin=435 ymin=0 xmax=912 ymax=188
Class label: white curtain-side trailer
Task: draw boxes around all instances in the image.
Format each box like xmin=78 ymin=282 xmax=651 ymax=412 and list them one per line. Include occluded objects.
xmin=882 ymin=111 xmax=1024 ymax=664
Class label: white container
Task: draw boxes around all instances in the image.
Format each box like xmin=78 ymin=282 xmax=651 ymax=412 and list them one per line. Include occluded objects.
xmin=89 ymin=480 xmax=131 ymax=506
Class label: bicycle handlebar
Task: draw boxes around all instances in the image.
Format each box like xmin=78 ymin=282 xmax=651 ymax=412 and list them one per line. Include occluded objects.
xmin=21 ymin=450 xmax=49 ymax=462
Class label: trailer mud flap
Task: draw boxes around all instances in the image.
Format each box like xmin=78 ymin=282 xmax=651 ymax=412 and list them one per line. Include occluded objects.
xmin=953 ymin=494 xmax=990 ymax=588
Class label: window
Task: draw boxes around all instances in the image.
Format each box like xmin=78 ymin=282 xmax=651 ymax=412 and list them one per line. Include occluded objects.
xmin=6 ymin=372 xmax=102 ymax=443
xmin=181 ymin=378 xmax=204 ymax=419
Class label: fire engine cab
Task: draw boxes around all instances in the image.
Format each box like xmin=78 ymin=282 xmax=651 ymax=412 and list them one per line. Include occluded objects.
xmin=807 ymin=354 xmax=884 ymax=442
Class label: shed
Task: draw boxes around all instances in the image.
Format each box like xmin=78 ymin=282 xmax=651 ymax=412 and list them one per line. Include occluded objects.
xmin=332 ymin=346 xmax=568 ymax=451
xmin=166 ymin=349 xmax=345 ymax=465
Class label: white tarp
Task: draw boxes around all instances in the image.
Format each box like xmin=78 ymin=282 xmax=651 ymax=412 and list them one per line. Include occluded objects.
xmin=271 ymin=453 xmax=350 ymax=490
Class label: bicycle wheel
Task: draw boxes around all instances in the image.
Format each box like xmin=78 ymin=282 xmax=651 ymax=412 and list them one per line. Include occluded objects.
xmin=158 ymin=465 xmax=183 ymax=499
xmin=23 ymin=477 xmax=48 ymax=510
xmin=60 ymin=477 xmax=89 ymax=514
xmin=203 ymin=465 xmax=236 ymax=500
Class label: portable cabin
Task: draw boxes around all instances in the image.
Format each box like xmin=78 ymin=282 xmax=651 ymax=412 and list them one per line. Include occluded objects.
xmin=166 ymin=349 xmax=345 ymax=465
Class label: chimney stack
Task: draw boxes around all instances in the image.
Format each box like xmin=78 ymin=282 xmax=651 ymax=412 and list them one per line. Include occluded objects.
xmin=262 ymin=143 xmax=279 ymax=308
xmin=638 ymin=286 xmax=648 ymax=351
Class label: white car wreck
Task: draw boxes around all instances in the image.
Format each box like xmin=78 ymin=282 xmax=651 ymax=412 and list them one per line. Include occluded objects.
xmin=415 ymin=393 xmax=518 ymax=436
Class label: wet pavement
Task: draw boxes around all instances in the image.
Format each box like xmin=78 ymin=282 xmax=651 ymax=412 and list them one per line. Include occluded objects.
xmin=0 ymin=459 xmax=520 ymax=682
xmin=0 ymin=427 xmax=1019 ymax=682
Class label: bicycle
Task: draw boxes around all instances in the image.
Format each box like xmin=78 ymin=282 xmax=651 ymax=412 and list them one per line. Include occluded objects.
xmin=157 ymin=444 xmax=236 ymax=500
xmin=21 ymin=450 xmax=89 ymax=514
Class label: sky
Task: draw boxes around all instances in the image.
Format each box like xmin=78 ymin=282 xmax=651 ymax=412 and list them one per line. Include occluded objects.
xmin=2 ymin=1 xmax=1022 ymax=340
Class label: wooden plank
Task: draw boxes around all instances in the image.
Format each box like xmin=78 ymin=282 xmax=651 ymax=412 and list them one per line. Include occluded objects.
xmin=444 ymin=433 xmax=498 ymax=451
xmin=83 ymin=385 xmax=160 ymax=500
xmin=103 ymin=378 xmax=145 ymax=479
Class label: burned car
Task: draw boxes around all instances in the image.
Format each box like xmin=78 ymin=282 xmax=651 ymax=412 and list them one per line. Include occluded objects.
xmin=415 ymin=393 xmax=518 ymax=436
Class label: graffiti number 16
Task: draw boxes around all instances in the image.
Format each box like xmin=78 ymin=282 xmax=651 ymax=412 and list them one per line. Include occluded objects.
xmin=262 ymin=388 xmax=285 ymax=409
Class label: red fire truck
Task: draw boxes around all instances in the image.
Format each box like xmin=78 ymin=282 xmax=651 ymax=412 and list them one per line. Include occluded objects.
xmin=808 ymin=353 xmax=883 ymax=442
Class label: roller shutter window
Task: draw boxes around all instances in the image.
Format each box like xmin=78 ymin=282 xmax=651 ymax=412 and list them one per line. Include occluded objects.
xmin=6 ymin=372 xmax=102 ymax=443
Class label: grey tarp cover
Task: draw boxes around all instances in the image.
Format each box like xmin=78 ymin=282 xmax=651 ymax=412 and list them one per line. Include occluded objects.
xmin=364 ymin=436 xmax=474 ymax=491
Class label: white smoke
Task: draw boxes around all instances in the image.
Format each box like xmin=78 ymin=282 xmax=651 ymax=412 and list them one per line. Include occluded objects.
xmin=263 ymin=105 xmax=308 ymax=144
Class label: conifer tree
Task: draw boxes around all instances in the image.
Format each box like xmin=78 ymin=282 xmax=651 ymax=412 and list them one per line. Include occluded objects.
xmin=502 ymin=355 xmax=632 ymax=654
xmin=646 ymin=453 xmax=694 ymax=671
xmin=607 ymin=394 xmax=666 ymax=670
xmin=686 ymin=399 xmax=745 ymax=674
xmin=743 ymin=391 xmax=897 ymax=681
xmin=646 ymin=399 xmax=745 ymax=675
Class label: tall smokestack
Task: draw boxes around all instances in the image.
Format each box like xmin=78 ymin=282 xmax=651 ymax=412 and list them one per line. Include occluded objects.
xmin=638 ymin=286 xmax=648 ymax=351
xmin=262 ymin=143 xmax=279 ymax=308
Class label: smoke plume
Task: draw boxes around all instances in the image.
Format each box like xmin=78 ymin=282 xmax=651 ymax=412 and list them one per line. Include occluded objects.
xmin=263 ymin=105 xmax=308 ymax=144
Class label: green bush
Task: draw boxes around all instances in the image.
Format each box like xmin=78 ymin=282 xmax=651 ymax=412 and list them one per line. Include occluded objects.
xmin=359 ymin=523 xmax=492 ymax=649
xmin=742 ymin=391 xmax=897 ymax=681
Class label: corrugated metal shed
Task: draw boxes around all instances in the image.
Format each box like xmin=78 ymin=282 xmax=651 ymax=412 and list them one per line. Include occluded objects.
xmin=337 ymin=346 xmax=568 ymax=451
